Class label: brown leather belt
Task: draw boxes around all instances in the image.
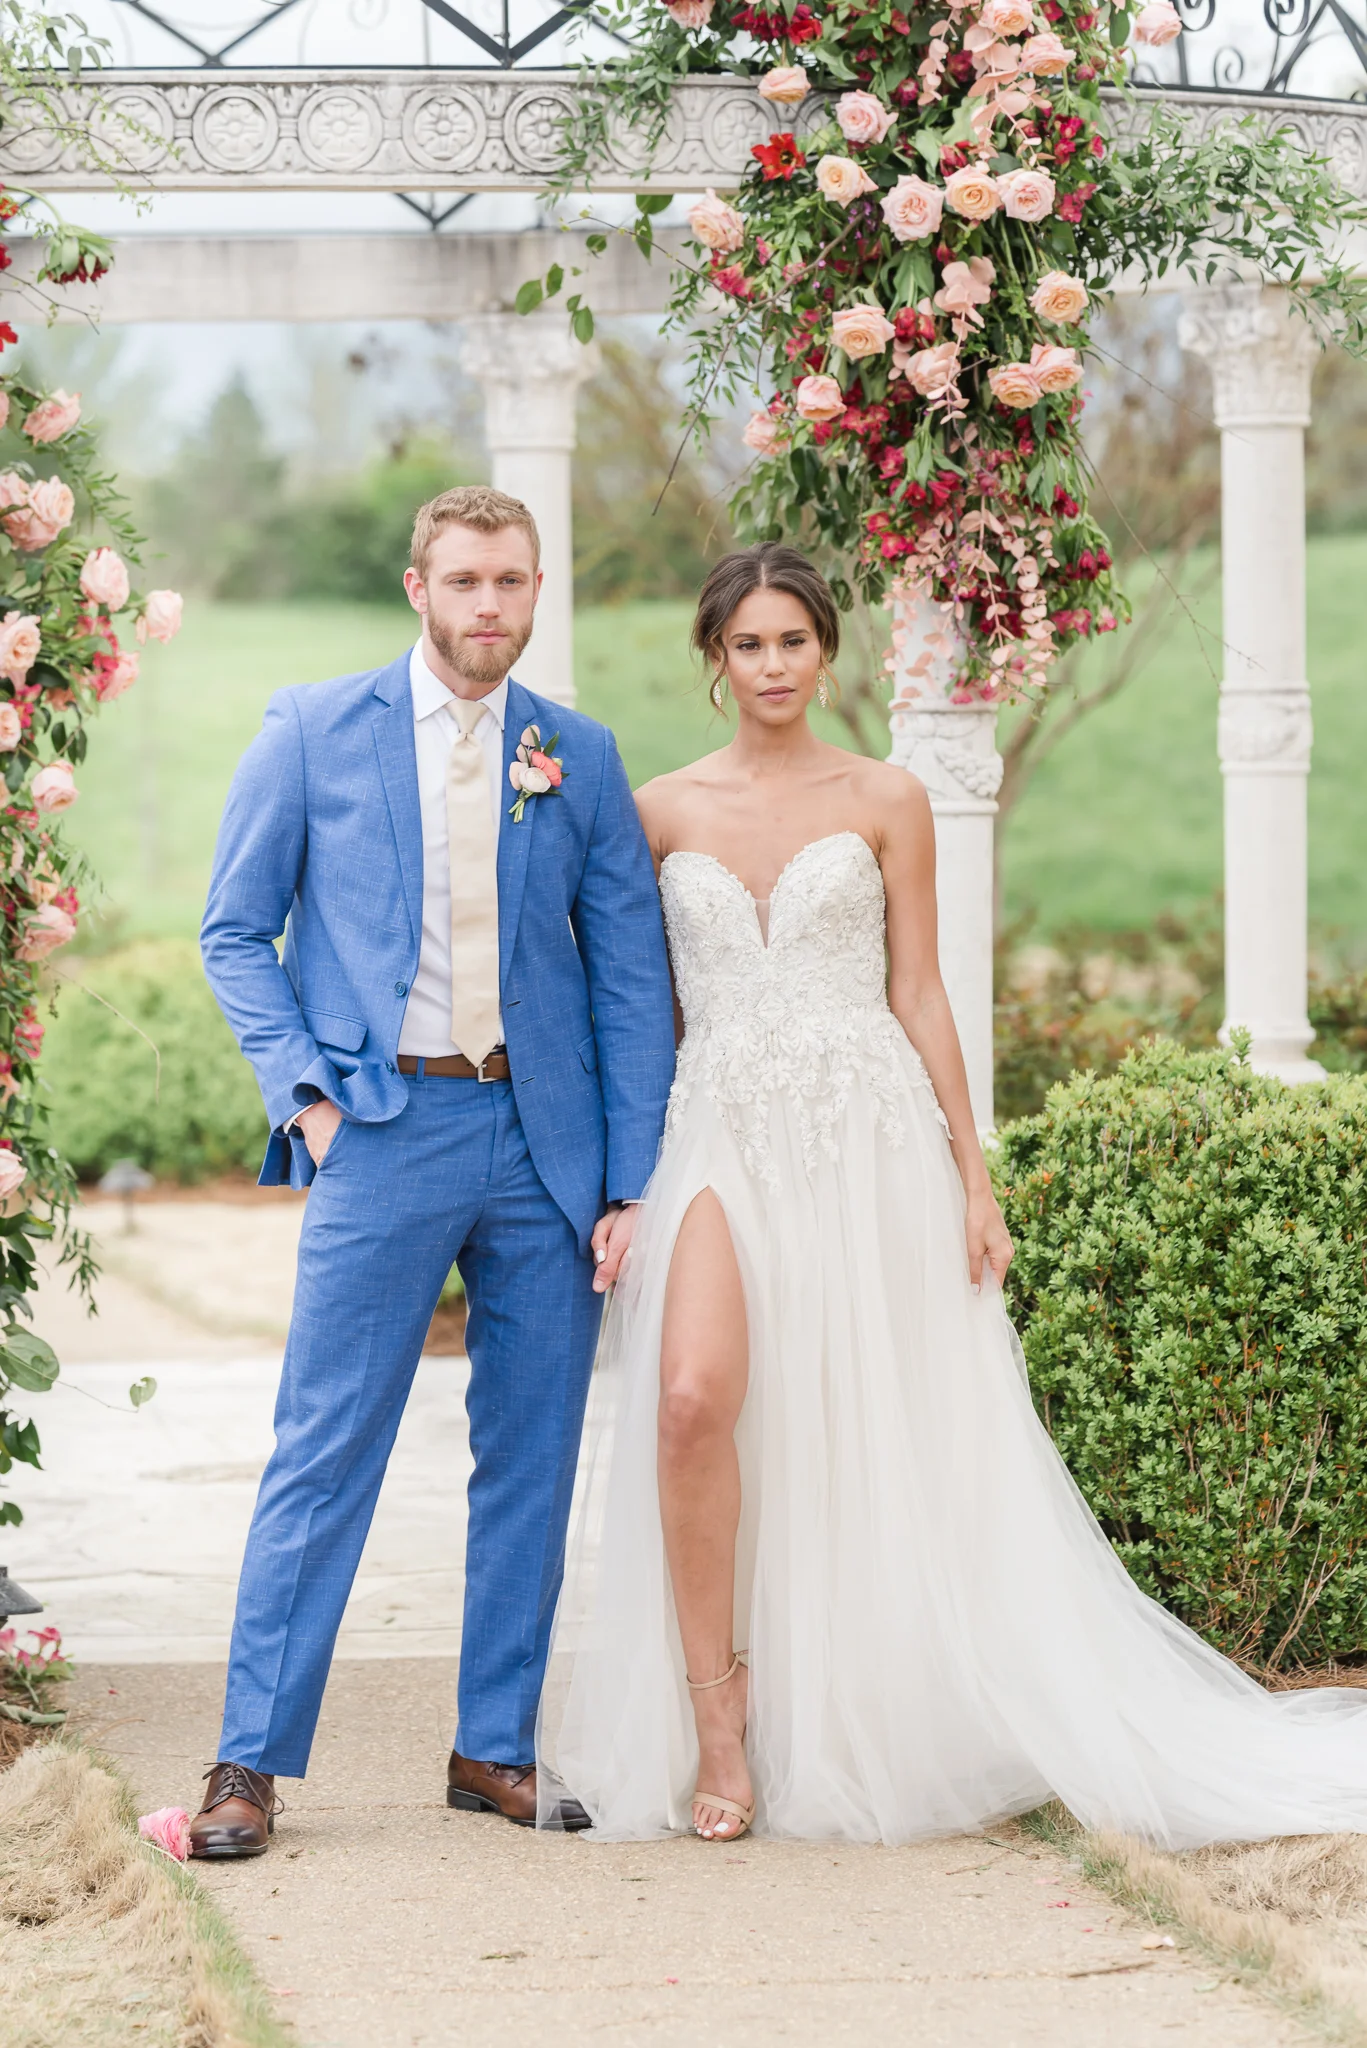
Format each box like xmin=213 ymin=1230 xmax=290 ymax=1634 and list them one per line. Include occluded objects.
xmin=397 ymin=1049 xmax=511 ymax=1081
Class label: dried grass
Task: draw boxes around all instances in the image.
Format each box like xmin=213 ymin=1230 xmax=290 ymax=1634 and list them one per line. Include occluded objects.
xmin=0 ymin=1740 xmax=293 ymax=2048
xmin=1024 ymin=1803 xmax=1367 ymax=2045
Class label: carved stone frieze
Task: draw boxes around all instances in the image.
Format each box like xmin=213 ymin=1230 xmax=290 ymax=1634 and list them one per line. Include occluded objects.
xmin=1217 ymin=686 xmax=1313 ymax=773
xmin=4 ymin=72 xmax=1364 ymax=195
xmin=1178 ymin=282 xmax=1319 ymax=429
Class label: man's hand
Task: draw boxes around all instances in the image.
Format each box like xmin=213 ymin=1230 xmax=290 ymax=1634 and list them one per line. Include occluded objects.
xmin=296 ymin=1097 xmax=343 ymax=1167
xmin=591 ymin=1202 xmax=638 ymax=1293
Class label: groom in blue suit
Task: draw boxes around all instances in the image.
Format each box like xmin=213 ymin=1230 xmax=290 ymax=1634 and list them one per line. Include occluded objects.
xmin=191 ymin=486 xmax=675 ymax=1854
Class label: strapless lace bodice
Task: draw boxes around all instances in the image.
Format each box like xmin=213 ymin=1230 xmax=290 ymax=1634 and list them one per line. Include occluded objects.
xmin=659 ymin=832 xmax=942 ymax=1182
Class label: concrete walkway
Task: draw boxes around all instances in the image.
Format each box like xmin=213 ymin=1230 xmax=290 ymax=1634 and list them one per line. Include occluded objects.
xmin=74 ymin=1657 xmax=1312 ymax=2048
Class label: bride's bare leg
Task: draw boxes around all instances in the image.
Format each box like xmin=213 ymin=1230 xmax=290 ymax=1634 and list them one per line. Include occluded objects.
xmin=658 ymin=1188 xmax=751 ymax=1839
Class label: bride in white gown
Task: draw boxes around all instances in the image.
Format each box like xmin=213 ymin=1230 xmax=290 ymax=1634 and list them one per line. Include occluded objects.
xmin=537 ymin=542 xmax=1367 ymax=1850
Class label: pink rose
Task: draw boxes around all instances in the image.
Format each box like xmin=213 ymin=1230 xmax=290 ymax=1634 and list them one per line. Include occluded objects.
xmin=1029 ymin=269 xmax=1089 ymax=323
xmin=0 ymin=611 xmax=41 ymax=686
xmin=138 ymin=1807 xmax=191 ymax=1863
xmin=17 ymin=902 xmax=76 ymax=961
xmin=944 ymin=165 xmax=1002 ymax=220
xmin=934 ymin=257 xmax=995 ymax=324
xmin=980 ymin=0 xmax=1034 ymax=33
xmin=1029 ymin=341 xmax=1084 ymax=392
xmin=1133 ymin=0 xmax=1182 ymax=42
xmin=997 ymin=167 xmax=1056 ymax=222
xmin=91 ymin=651 xmax=139 ymax=703
xmin=904 ymin=341 xmax=961 ymax=399
xmin=663 ymin=0 xmax=714 ymax=24
xmin=795 ymin=374 xmax=845 ymax=423
xmin=758 ymin=65 xmax=809 ymax=103
xmin=528 ymin=748 xmax=563 ymax=789
xmin=22 ymin=389 xmax=81 ymax=444
xmin=31 ymin=761 xmax=77 ymax=812
xmin=880 ymin=174 xmax=944 ymax=242
xmin=832 ymin=304 xmax=896 ymax=360
xmin=5 ymin=477 xmax=75 ymax=552
xmin=79 ymin=547 xmax=130 ymax=613
xmin=0 ymin=472 xmax=27 ymax=511
xmin=0 ymin=704 xmax=20 ymax=752
xmin=1020 ymin=29 xmax=1073 ymax=72
xmin=689 ymin=189 xmax=746 ymax=253
xmin=815 ymin=155 xmax=877 ymax=206
xmin=835 ymin=91 xmax=896 ymax=146
xmin=137 ymin=589 xmax=183 ymax=645
xmin=0 ymin=1150 xmax=26 ymax=1200
xmin=989 ymin=361 xmax=1043 ymax=407
xmin=743 ymin=411 xmax=782 ymax=453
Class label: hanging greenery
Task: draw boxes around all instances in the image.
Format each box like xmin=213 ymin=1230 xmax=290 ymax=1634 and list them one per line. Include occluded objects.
xmin=527 ymin=0 xmax=1367 ymax=700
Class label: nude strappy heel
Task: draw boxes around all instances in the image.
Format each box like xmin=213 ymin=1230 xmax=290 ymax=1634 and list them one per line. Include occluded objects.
xmin=687 ymin=1654 xmax=756 ymax=1841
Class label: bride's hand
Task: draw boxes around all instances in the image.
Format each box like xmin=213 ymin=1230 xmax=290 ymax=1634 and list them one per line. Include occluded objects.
xmin=965 ymin=1188 xmax=1013 ymax=1294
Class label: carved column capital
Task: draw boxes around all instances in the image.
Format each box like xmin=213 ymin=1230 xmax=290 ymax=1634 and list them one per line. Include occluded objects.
xmin=1178 ymin=283 xmax=1318 ymax=430
xmin=1218 ymin=685 xmax=1314 ymax=777
xmin=888 ymin=702 xmax=1003 ymax=815
xmin=460 ymin=312 xmax=600 ymax=455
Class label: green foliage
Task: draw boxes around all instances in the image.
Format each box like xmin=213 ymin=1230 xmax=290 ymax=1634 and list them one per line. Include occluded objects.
xmin=994 ymin=1040 xmax=1367 ymax=1670
xmin=43 ymin=941 xmax=267 ymax=1182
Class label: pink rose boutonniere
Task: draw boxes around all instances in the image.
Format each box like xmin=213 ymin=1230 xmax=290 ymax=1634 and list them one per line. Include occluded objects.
xmin=508 ymin=723 xmax=565 ymax=823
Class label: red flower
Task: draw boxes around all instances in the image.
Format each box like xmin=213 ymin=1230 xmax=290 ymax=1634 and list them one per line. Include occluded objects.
xmin=47 ymin=257 xmax=106 ymax=285
xmin=1058 ymin=116 xmax=1085 ymax=141
xmin=1090 ymin=133 xmax=1105 ymax=158
xmin=711 ymin=264 xmax=754 ymax=298
xmin=52 ymin=886 xmax=78 ymax=918
xmin=0 ymin=323 xmax=17 ymax=350
xmin=735 ymin=2 xmax=821 ymax=37
xmin=892 ymin=79 xmax=919 ymax=105
xmin=939 ymin=143 xmax=970 ymax=176
xmin=894 ymin=306 xmax=935 ymax=345
xmin=14 ymin=1008 xmax=42 ymax=1061
xmin=1057 ymin=182 xmax=1097 ymax=224
xmin=1053 ymin=486 xmax=1080 ymax=518
xmin=1041 ymin=2 xmax=1064 ymax=19
xmin=946 ymin=49 xmax=975 ymax=83
xmin=1075 ymin=8 xmax=1097 ymax=25
xmin=752 ymin=132 xmax=807 ymax=181
xmin=878 ymin=445 xmax=907 ymax=478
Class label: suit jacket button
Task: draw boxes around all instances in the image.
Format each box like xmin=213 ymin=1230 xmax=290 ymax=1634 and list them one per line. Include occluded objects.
xmin=394 ymin=980 xmax=408 ymax=996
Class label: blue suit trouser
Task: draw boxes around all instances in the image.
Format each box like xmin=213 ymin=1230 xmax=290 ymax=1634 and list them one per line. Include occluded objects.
xmin=217 ymin=1074 xmax=603 ymax=1776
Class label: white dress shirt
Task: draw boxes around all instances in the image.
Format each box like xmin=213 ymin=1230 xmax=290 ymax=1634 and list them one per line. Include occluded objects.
xmin=396 ymin=642 xmax=507 ymax=1060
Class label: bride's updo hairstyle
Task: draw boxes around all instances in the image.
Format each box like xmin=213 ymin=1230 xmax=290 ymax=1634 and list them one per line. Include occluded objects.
xmin=692 ymin=543 xmax=841 ymax=673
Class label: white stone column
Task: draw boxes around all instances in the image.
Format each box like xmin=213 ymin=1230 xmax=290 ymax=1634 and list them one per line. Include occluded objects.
xmin=888 ymin=597 xmax=1002 ymax=1136
xmin=461 ymin=312 xmax=600 ymax=707
xmin=1179 ymin=284 xmax=1324 ymax=1081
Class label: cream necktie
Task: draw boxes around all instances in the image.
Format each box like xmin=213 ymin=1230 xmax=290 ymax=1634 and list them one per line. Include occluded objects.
xmin=445 ymin=698 xmax=501 ymax=1065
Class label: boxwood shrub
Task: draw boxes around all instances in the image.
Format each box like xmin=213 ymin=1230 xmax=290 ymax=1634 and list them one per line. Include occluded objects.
xmin=993 ymin=1038 xmax=1367 ymax=1673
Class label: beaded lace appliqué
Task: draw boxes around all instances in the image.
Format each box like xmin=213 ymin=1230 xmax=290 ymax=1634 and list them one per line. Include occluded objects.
xmin=659 ymin=833 xmax=946 ymax=1187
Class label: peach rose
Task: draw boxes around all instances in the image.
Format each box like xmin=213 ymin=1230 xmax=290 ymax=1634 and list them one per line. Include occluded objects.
xmin=934 ymin=257 xmax=995 ymax=323
xmin=509 ymin=759 xmax=551 ymax=797
xmin=1133 ymin=0 xmax=1182 ymax=42
xmin=0 ymin=472 xmax=26 ymax=511
xmin=24 ymin=859 xmax=60 ymax=903
xmin=664 ymin=0 xmax=714 ymax=25
xmin=795 ymin=374 xmax=846 ymax=422
xmin=880 ymin=174 xmax=944 ymax=242
xmin=1029 ymin=341 xmax=1084 ymax=392
xmin=5 ymin=477 xmax=75 ymax=552
xmin=0 ymin=612 xmax=41 ymax=686
xmin=22 ymin=389 xmax=80 ymax=444
xmin=989 ymin=361 xmax=1043 ymax=407
xmin=0 ymin=1150 xmax=26 ymax=1200
xmin=137 ymin=589 xmax=183 ymax=645
xmin=832 ymin=304 xmax=896 ymax=360
xmin=31 ymin=761 xmax=77 ymax=812
xmin=79 ymin=547 xmax=130 ymax=613
xmin=836 ymin=91 xmax=896 ymax=146
xmin=688 ymin=189 xmax=746 ymax=253
xmin=997 ymin=167 xmax=1056 ymax=222
xmin=904 ymin=341 xmax=961 ymax=399
xmin=815 ymin=155 xmax=877 ymax=206
xmin=980 ymin=0 xmax=1034 ymax=34
xmin=1020 ymin=29 xmax=1073 ymax=73
xmin=92 ymin=651 xmax=139 ymax=703
xmin=743 ymin=411 xmax=782 ymax=453
xmin=944 ymin=165 xmax=1002 ymax=220
xmin=138 ymin=1807 xmax=191 ymax=1863
xmin=758 ymin=65 xmax=809 ymax=103
xmin=1029 ymin=269 xmax=1089 ymax=324
xmin=0 ymin=704 xmax=20 ymax=752
xmin=17 ymin=902 xmax=76 ymax=961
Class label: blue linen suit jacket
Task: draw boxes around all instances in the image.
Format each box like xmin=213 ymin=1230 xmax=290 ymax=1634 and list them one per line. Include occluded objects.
xmin=200 ymin=653 xmax=676 ymax=1253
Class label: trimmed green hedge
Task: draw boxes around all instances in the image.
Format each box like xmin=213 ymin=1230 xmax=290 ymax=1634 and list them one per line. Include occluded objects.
xmin=994 ymin=1039 xmax=1367 ymax=1672
xmin=42 ymin=940 xmax=268 ymax=1182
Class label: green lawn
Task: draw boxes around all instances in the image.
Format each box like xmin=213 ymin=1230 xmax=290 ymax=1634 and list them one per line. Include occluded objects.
xmin=62 ymin=538 xmax=1367 ymax=947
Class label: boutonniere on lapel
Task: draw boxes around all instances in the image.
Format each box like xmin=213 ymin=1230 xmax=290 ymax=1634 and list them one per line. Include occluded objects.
xmin=507 ymin=724 xmax=565 ymax=824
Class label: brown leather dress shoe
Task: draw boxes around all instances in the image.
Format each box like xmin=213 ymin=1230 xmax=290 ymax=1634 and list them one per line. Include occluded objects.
xmin=189 ymin=1761 xmax=280 ymax=1859
xmin=446 ymin=1750 xmax=590 ymax=1831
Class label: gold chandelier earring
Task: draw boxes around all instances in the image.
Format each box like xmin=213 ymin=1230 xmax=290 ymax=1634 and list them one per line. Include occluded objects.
xmin=710 ymin=667 xmax=728 ymax=714
xmin=816 ymin=668 xmax=832 ymax=710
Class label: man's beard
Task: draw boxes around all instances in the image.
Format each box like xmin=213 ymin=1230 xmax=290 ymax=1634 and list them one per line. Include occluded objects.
xmin=428 ymin=611 xmax=533 ymax=686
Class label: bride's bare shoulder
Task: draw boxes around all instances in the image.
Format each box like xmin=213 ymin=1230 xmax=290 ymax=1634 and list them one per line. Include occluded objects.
xmin=841 ymin=752 xmax=931 ymax=824
xmin=635 ymin=761 xmax=726 ymax=852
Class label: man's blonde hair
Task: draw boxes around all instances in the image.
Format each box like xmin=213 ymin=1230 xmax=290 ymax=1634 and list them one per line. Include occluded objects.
xmin=410 ymin=484 xmax=541 ymax=580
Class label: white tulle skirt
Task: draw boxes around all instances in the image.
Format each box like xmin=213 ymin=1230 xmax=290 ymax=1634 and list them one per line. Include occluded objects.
xmin=537 ymin=1046 xmax=1367 ymax=1848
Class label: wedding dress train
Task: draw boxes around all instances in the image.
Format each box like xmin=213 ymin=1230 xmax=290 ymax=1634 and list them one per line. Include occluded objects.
xmin=537 ymin=831 xmax=1367 ymax=1848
